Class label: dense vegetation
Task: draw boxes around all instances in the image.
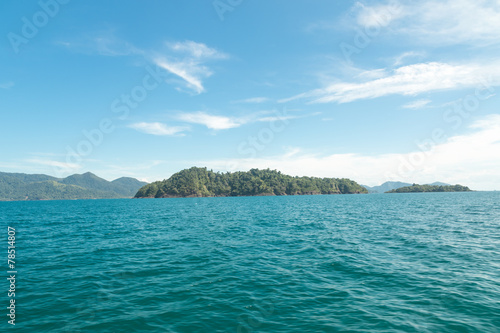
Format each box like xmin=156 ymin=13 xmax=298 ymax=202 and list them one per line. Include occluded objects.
xmin=363 ymin=181 xmax=450 ymax=193
xmin=0 ymin=172 xmax=147 ymax=201
xmin=134 ymin=167 xmax=368 ymax=198
xmin=386 ymin=184 xmax=471 ymax=193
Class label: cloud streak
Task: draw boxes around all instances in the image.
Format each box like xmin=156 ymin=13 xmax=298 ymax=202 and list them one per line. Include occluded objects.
xmin=176 ymin=112 xmax=241 ymax=130
xmin=26 ymin=158 xmax=81 ymax=173
xmin=58 ymin=35 xmax=227 ymax=94
xmin=402 ymin=99 xmax=431 ymax=109
xmin=232 ymin=97 xmax=271 ymax=104
xmin=153 ymin=41 xmax=227 ymax=94
xmin=282 ymin=61 xmax=500 ymax=104
xmin=174 ymin=109 xmax=317 ymax=131
xmin=129 ymin=122 xmax=189 ymax=136
xmin=355 ymin=0 xmax=500 ymax=46
xmin=167 ymin=40 xmax=228 ymax=59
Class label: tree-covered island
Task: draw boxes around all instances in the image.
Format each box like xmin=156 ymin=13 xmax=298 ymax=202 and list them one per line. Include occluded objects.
xmin=134 ymin=167 xmax=368 ymax=198
xmin=386 ymin=184 xmax=472 ymax=193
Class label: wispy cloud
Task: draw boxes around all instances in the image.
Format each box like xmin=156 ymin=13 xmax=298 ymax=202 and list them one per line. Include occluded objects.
xmin=93 ymin=36 xmax=140 ymax=56
xmin=167 ymin=40 xmax=228 ymax=59
xmin=256 ymin=112 xmax=320 ymax=123
xmin=200 ymin=115 xmax=500 ymax=191
xmin=0 ymin=81 xmax=14 ymax=89
xmin=153 ymin=41 xmax=228 ymax=94
xmin=26 ymin=158 xmax=81 ymax=173
xmin=154 ymin=59 xmax=207 ymax=94
xmin=256 ymin=115 xmax=298 ymax=122
xmin=232 ymin=97 xmax=271 ymax=104
xmin=402 ymin=99 xmax=431 ymax=109
xmin=392 ymin=51 xmax=426 ymax=66
xmin=354 ymin=0 xmax=500 ymax=46
xmin=58 ymin=34 xmax=227 ymax=94
xmin=282 ymin=61 xmax=500 ymax=104
xmin=355 ymin=1 xmax=405 ymax=28
xmin=129 ymin=122 xmax=189 ymax=136
xmin=56 ymin=31 xmax=141 ymax=57
xmin=176 ymin=112 xmax=241 ymax=130
xmin=175 ymin=109 xmax=318 ymax=131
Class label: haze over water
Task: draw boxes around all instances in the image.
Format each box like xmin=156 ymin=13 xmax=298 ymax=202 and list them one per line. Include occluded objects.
xmin=2 ymin=192 xmax=499 ymax=332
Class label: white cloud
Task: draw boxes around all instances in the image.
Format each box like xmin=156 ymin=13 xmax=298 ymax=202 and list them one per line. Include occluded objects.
xmin=256 ymin=115 xmax=299 ymax=122
xmin=355 ymin=68 xmax=388 ymax=80
xmin=153 ymin=41 xmax=227 ymax=94
xmin=129 ymin=122 xmax=188 ymax=136
xmin=168 ymin=41 xmax=228 ymax=59
xmin=257 ymin=111 xmax=320 ymax=122
xmin=26 ymin=158 xmax=81 ymax=173
xmin=154 ymin=59 xmax=207 ymax=94
xmin=57 ymin=31 xmax=142 ymax=57
xmin=393 ymin=51 xmax=426 ymax=66
xmin=355 ymin=1 xmax=405 ymax=28
xmin=175 ymin=109 xmax=317 ymax=131
xmin=93 ymin=36 xmax=140 ymax=56
xmin=176 ymin=112 xmax=241 ymax=130
xmin=283 ymin=61 xmax=500 ymax=104
xmin=58 ymin=36 xmax=226 ymax=94
xmin=403 ymin=99 xmax=431 ymax=109
xmin=200 ymin=115 xmax=500 ymax=191
xmin=355 ymin=0 xmax=500 ymax=45
xmin=232 ymin=97 xmax=271 ymax=104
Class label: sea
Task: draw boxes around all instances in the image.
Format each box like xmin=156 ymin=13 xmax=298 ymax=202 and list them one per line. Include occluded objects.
xmin=1 ymin=192 xmax=499 ymax=332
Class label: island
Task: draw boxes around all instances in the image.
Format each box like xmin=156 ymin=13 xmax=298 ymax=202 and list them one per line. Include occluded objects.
xmin=134 ymin=167 xmax=368 ymax=198
xmin=385 ymin=184 xmax=472 ymax=193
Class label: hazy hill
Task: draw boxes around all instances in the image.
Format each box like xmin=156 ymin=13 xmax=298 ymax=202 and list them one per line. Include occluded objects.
xmin=427 ymin=182 xmax=451 ymax=186
xmin=0 ymin=172 xmax=147 ymax=201
xmin=135 ymin=167 xmax=368 ymax=198
xmin=362 ymin=181 xmax=412 ymax=193
xmin=112 ymin=177 xmax=151 ymax=197
xmin=363 ymin=181 xmax=451 ymax=193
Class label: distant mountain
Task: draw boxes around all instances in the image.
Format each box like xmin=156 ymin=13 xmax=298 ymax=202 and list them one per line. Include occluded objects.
xmin=427 ymin=182 xmax=450 ymax=186
xmin=363 ymin=181 xmax=452 ymax=193
xmin=62 ymin=172 xmax=120 ymax=192
xmin=0 ymin=172 xmax=147 ymax=201
xmin=111 ymin=177 xmax=150 ymax=197
xmin=363 ymin=181 xmax=412 ymax=194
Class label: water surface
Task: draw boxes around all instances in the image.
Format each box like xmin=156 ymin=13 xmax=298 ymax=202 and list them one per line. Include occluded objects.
xmin=1 ymin=192 xmax=499 ymax=332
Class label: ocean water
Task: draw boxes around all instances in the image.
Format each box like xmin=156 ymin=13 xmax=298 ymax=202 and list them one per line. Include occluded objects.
xmin=1 ymin=192 xmax=499 ymax=332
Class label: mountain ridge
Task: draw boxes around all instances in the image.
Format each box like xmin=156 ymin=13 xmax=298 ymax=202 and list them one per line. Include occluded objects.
xmin=0 ymin=171 xmax=147 ymax=201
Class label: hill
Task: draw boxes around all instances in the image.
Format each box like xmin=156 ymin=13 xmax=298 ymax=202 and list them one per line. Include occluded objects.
xmin=134 ymin=167 xmax=368 ymax=198
xmin=386 ymin=184 xmax=471 ymax=193
xmin=362 ymin=181 xmax=411 ymax=193
xmin=427 ymin=182 xmax=451 ymax=186
xmin=111 ymin=177 xmax=151 ymax=197
xmin=0 ymin=172 xmax=147 ymax=201
xmin=363 ymin=181 xmax=451 ymax=193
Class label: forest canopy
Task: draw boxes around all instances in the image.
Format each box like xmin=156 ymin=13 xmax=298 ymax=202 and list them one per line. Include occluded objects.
xmin=386 ymin=184 xmax=472 ymax=193
xmin=134 ymin=167 xmax=368 ymax=198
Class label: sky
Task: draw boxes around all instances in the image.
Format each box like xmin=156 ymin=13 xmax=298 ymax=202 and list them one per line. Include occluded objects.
xmin=1 ymin=0 xmax=500 ymax=190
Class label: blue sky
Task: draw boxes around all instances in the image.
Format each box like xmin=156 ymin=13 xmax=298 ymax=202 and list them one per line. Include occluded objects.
xmin=1 ymin=0 xmax=500 ymax=190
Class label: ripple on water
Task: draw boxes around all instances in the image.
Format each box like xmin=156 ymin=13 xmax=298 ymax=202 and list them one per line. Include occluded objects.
xmin=1 ymin=192 xmax=499 ymax=332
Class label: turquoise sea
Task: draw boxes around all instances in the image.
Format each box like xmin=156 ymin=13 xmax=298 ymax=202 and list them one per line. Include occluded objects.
xmin=1 ymin=192 xmax=499 ymax=332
